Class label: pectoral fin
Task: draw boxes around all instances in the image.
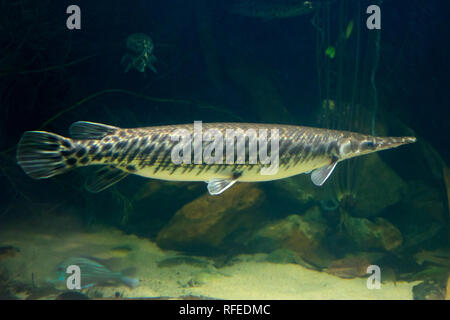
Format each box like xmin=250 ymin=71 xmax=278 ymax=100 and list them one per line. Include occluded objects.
xmin=85 ymin=166 xmax=129 ymax=193
xmin=311 ymin=160 xmax=338 ymax=186
xmin=206 ymin=179 xmax=237 ymax=195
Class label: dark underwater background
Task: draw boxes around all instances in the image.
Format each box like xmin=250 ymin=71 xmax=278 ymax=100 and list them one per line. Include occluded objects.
xmin=0 ymin=0 xmax=448 ymax=299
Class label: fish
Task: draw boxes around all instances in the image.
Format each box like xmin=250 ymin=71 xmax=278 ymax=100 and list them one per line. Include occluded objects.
xmin=121 ymin=33 xmax=157 ymax=73
xmin=229 ymin=0 xmax=318 ymax=19
xmin=16 ymin=121 xmax=416 ymax=196
xmin=53 ymin=257 xmax=139 ymax=289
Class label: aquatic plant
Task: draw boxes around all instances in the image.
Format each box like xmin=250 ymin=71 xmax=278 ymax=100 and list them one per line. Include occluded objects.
xmin=313 ymin=0 xmax=384 ymax=219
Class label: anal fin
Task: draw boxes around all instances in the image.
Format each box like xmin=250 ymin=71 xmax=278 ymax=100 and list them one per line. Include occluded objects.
xmin=311 ymin=160 xmax=338 ymax=186
xmin=85 ymin=166 xmax=129 ymax=193
xmin=206 ymin=179 xmax=237 ymax=195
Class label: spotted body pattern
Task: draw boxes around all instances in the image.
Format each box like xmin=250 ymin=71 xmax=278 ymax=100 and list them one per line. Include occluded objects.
xmin=17 ymin=121 xmax=416 ymax=194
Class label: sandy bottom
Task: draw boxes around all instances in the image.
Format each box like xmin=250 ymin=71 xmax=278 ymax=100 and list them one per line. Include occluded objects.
xmin=0 ymin=213 xmax=419 ymax=300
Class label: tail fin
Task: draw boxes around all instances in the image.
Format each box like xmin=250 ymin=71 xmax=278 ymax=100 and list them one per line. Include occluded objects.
xmin=16 ymin=131 xmax=76 ymax=179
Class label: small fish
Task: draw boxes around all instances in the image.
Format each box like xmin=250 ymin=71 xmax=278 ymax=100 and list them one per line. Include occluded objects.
xmin=121 ymin=33 xmax=157 ymax=73
xmin=0 ymin=246 xmax=20 ymax=260
xmin=54 ymin=257 xmax=139 ymax=289
xmin=16 ymin=121 xmax=416 ymax=196
xmin=229 ymin=0 xmax=318 ymax=19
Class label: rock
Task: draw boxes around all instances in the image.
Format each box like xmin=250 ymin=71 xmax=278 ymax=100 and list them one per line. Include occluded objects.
xmin=350 ymin=153 xmax=407 ymax=218
xmin=266 ymin=248 xmax=298 ymax=264
xmin=298 ymin=247 xmax=335 ymax=270
xmin=270 ymin=153 xmax=407 ymax=218
xmin=406 ymin=181 xmax=447 ymax=223
xmin=126 ymin=180 xmax=204 ymax=238
xmin=270 ymin=175 xmax=319 ymax=208
xmin=343 ymin=215 xmax=403 ymax=251
xmin=398 ymin=223 xmax=442 ymax=252
xmin=134 ymin=180 xmax=203 ymax=202
xmin=410 ymin=266 xmax=450 ymax=283
xmin=323 ymin=252 xmax=384 ymax=279
xmin=246 ymin=206 xmax=328 ymax=256
xmin=390 ymin=182 xmax=446 ymax=252
xmin=324 ymin=256 xmax=371 ymax=279
xmin=156 ymin=183 xmax=265 ymax=253
xmin=265 ymin=247 xmax=331 ymax=270
xmin=414 ymin=248 xmax=450 ymax=268
xmin=0 ymin=246 xmax=20 ymax=261
xmin=413 ymin=280 xmax=446 ymax=300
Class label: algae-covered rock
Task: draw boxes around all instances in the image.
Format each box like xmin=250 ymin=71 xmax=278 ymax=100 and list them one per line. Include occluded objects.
xmin=265 ymin=247 xmax=332 ymax=270
xmin=156 ymin=183 xmax=265 ymax=252
xmin=414 ymin=248 xmax=450 ymax=268
xmin=390 ymin=181 xmax=446 ymax=251
xmin=351 ymin=153 xmax=407 ymax=217
xmin=270 ymin=174 xmax=319 ymax=208
xmin=403 ymin=181 xmax=447 ymax=224
xmin=324 ymin=256 xmax=371 ymax=279
xmin=323 ymin=252 xmax=385 ymax=279
xmin=126 ymin=181 xmax=204 ymax=238
xmin=266 ymin=248 xmax=298 ymax=264
xmin=343 ymin=215 xmax=403 ymax=251
xmin=247 ymin=206 xmax=328 ymax=255
xmin=413 ymin=280 xmax=446 ymax=300
xmin=270 ymin=153 xmax=407 ymax=218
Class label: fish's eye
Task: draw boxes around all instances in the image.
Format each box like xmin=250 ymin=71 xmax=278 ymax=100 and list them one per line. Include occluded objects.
xmin=363 ymin=141 xmax=375 ymax=149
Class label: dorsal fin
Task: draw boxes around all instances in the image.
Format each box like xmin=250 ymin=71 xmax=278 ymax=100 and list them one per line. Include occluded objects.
xmin=69 ymin=121 xmax=119 ymax=140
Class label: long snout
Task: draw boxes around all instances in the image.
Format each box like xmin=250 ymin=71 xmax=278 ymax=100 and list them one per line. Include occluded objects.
xmin=374 ymin=136 xmax=417 ymax=151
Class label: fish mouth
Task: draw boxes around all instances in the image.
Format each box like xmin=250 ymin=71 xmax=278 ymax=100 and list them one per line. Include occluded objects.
xmin=375 ymin=136 xmax=417 ymax=151
xmin=349 ymin=136 xmax=417 ymax=158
